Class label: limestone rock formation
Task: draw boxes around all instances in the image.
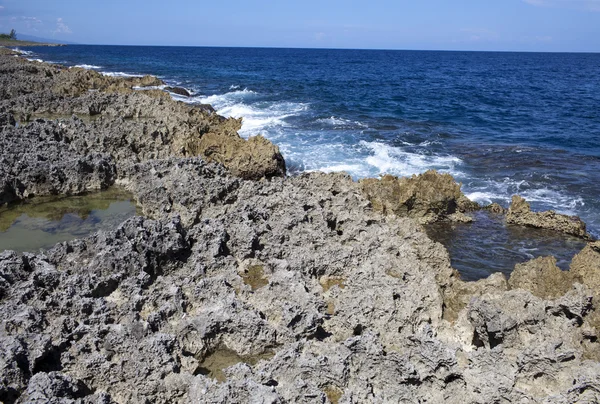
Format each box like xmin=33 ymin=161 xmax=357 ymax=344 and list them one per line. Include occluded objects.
xmin=507 ymin=195 xmax=591 ymax=239
xmin=359 ymin=170 xmax=475 ymax=224
xmin=0 ymin=51 xmax=286 ymax=203
xmin=197 ymin=132 xmax=286 ymax=180
xmin=570 ymin=241 xmax=600 ymax=289
xmin=484 ymin=202 xmax=506 ymax=214
xmin=0 ymin=118 xmax=116 ymax=204
xmin=1 ymin=48 xmax=600 ymax=403
xmin=508 ymin=256 xmax=574 ymax=299
xmin=165 ymin=86 xmax=191 ymax=97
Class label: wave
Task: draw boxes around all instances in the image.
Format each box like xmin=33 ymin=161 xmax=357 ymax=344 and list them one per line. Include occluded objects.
xmin=360 ymin=141 xmax=463 ymax=177
xmin=284 ymin=141 xmax=374 ymax=178
xmin=281 ymin=137 xmax=465 ymax=180
xmin=195 ymin=89 xmax=307 ymax=138
xmin=12 ymin=48 xmax=33 ymax=55
xmin=73 ymin=64 xmax=102 ymax=69
xmin=310 ymin=163 xmax=365 ymax=174
xmin=101 ymin=71 xmax=144 ymax=78
xmin=463 ymin=178 xmax=585 ymax=216
xmin=316 ymin=116 xmax=368 ymax=129
xmin=198 ymin=88 xmax=258 ymax=107
xmin=132 ymin=85 xmax=167 ymax=91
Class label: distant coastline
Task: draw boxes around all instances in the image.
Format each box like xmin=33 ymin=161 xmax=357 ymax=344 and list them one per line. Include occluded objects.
xmin=0 ymin=38 xmax=65 ymax=47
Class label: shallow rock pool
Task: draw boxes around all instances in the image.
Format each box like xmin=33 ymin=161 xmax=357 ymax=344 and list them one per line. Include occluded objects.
xmin=0 ymin=188 xmax=139 ymax=253
xmin=426 ymin=210 xmax=588 ymax=281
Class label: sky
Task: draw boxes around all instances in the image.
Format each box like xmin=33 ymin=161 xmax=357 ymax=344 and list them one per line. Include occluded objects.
xmin=0 ymin=0 xmax=598 ymax=52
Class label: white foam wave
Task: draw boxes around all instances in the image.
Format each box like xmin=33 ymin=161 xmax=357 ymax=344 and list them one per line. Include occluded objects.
xmin=196 ymin=89 xmax=307 ymax=138
xmin=73 ymin=64 xmax=102 ymax=69
xmin=12 ymin=48 xmax=33 ymax=55
xmin=464 ymin=192 xmax=498 ymax=205
xmin=198 ymin=89 xmax=257 ymax=107
xmin=220 ymin=103 xmax=307 ymax=136
xmin=101 ymin=71 xmax=144 ymax=78
xmin=132 ymin=85 xmax=166 ymax=91
xmin=520 ymin=188 xmax=584 ymax=214
xmin=283 ymin=140 xmax=375 ymax=178
xmin=464 ymin=178 xmax=585 ymax=216
xmin=308 ymin=164 xmax=365 ymax=174
xmin=360 ymin=141 xmax=463 ymax=177
xmin=27 ymin=58 xmax=44 ymax=63
xmin=316 ymin=116 xmax=367 ymax=128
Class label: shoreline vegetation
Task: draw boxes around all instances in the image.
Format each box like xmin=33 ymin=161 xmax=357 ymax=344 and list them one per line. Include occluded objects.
xmin=0 ymin=29 xmax=64 ymax=47
xmin=0 ymin=46 xmax=599 ymax=402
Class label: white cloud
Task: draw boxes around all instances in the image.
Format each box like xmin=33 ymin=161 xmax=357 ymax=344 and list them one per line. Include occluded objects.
xmin=22 ymin=16 xmax=41 ymax=24
xmin=0 ymin=6 xmax=4 ymax=10
xmin=53 ymin=17 xmax=72 ymax=34
xmin=21 ymin=16 xmax=42 ymax=31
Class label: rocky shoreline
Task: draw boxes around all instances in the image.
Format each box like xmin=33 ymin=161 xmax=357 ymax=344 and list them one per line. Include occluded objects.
xmin=1 ymin=47 xmax=599 ymax=403
xmin=0 ymin=40 xmax=65 ymax=48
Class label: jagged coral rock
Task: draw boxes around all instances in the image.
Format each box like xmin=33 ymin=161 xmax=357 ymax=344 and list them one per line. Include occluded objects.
xmin=197 ymin=132 xmax=286 ymax=180
xmin=508 ymin=256 xmax=574 ymax=299
xmin=570 ymin=241 xmax=600 ymax=289
xmin=359 ymin=170 xmax=473 ymax=224
xmin=0 ymin=52 xmax=285 ymax=204
xmin=2 ymin=49 xmax=600 ymax=404
xmin=507 ymin=195 xmax=591 ymax=239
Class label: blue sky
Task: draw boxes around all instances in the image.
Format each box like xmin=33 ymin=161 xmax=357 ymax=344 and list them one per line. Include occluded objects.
xmin=0 ymin=0 xmax=598 ymax=51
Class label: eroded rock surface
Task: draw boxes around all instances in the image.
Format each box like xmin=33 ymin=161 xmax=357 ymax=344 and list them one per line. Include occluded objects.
xmin=508 ymin=256 xmax=574 ymax=299
xmin=1 ymin=49 xmax=599 ymax=403
xmin=0 ymin=119 xmax=116 ymax=204
xmin=359 ymin=170 xmax=476 ymax=224
xmin=507 ymin=195 xmax=592 ymax=239
xmin=0 ymin=52 xmax=285 ymax=193
xmin=2 ymin=165 xmax=599 ymax=403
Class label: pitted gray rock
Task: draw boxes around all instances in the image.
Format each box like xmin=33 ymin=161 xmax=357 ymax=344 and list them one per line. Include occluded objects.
xmin=1 ymin=49 xmax=599 ymax=403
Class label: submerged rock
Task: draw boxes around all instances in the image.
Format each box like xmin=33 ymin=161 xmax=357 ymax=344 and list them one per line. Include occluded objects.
xmin=506 ymin=195 xmax=592 ymax=239
xmin=484 ymin=202 xmax=506 ymax=214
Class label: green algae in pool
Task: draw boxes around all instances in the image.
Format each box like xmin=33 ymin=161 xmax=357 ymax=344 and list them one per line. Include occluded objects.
xmin=425 ymin=210 xmax=588 ymax=282
xmin=16 ymin=112 xmax=103 ymax=124
xmin=0 ymin=188 xmax=139 ymax=253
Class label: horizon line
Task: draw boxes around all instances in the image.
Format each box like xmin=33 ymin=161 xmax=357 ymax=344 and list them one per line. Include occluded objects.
xmin=39 ymin=42 xmax=600 ymax=55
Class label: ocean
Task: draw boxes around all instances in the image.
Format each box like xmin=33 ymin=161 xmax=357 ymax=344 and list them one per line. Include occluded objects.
xmin=18 ymin=45 xmax=600 ymax=244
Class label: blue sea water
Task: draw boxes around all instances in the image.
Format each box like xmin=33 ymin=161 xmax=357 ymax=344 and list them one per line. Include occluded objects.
xmin=20 ymin=45 xmax=600 ymax=238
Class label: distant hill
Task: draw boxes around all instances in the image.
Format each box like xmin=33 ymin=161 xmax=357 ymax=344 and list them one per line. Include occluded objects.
xmin=17 ymin=34 xmax=76 ymax=45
